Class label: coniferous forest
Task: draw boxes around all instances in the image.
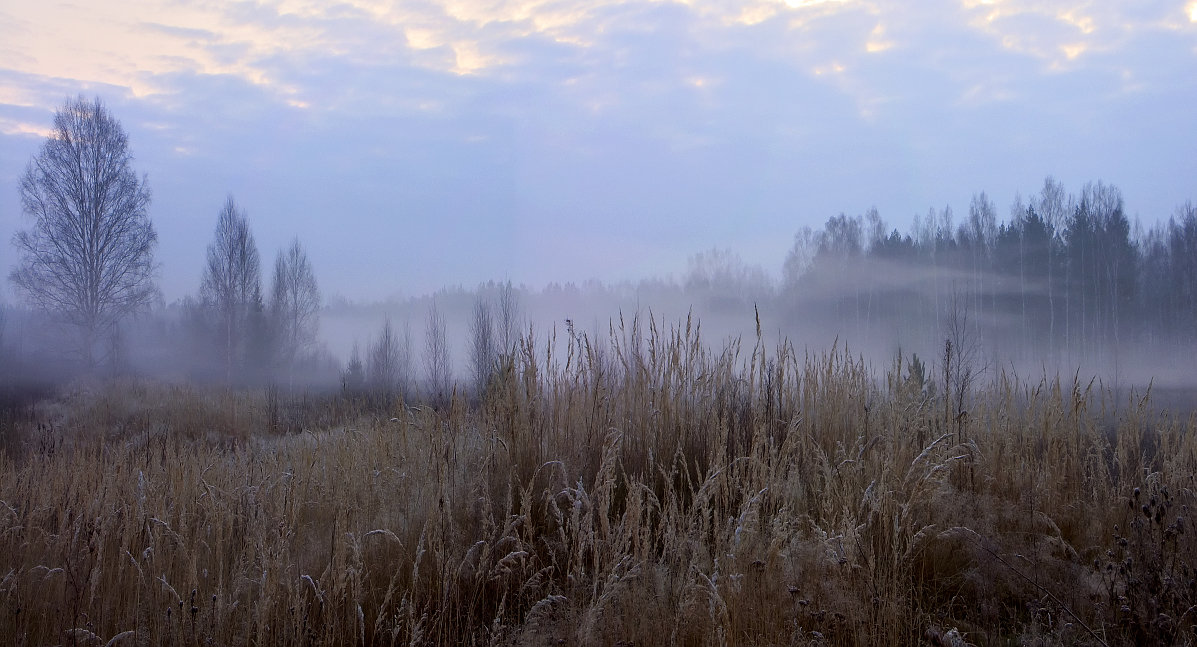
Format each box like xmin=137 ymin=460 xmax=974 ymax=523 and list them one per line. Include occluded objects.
xmin=776 ymin=179 xmax=1197 ymax=381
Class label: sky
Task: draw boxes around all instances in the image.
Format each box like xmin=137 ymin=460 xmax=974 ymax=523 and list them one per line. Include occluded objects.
xmin=1 ymin=0 xmax=1195 ymax=304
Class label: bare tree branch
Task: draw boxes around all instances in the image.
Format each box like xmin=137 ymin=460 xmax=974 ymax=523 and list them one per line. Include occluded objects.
xmin=497 ymin=281 xmax=521 ymax=358
xmin=424 ymin=299 xmax=451 ymax=406
xmin=10 ymin=96 xmax=157 ymax=367
xmin=468 ymin=295 xmax=495 ymax=397
xmin=200 ymin=196 xmax=262 ymax=381
xmin=368 ymin=317 xmax=401 ymax=401
xmin=271 ymin=237 xmax=320 ymax=377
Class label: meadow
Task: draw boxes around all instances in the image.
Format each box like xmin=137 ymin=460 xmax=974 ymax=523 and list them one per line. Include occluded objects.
xmin=0 ymin=316 xmax=1194 ymax=646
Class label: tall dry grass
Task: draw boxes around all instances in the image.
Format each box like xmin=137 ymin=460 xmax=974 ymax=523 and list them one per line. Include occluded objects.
xmin=0 ymin=315 xmax=1194 ymax=646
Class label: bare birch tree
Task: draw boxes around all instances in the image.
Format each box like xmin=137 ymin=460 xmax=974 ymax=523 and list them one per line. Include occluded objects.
xmin=942 ymin=291 xmax=988 ymax=442
xmin=200 ymin=196 xmax=262 ymax=381
xmin=424 ymin=299 xmax=451 ymax=405
xmin=270 ymin=238 xmax=320 ymax=374
xmin=468 ymin=296 xmax=496 ymax=396
xmin=368 ymin=317 xmax=401 ymax=399
xmin=10 ymin=96 xmax=157 ymax=367
xmin=967 ymin=192 xmax=997 ymax=338
xmin=1035 ymin=176 xmax=1068 ymax=349
xmin=782 ymin=226 xmax=819 ymax=289
xmin=497 ymin=281 xmax=521 ymax=357
xmin=398 ymin=320 xmax=414 ymax=399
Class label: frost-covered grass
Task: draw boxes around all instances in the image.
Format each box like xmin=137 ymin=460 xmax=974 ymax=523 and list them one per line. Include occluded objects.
xmin=1 ymin=317 xmax=1194 ymax=646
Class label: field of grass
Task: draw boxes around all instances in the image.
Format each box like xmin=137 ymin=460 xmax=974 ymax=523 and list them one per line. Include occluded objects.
xmin=1 ymin=317 xmax=1194 ymax=646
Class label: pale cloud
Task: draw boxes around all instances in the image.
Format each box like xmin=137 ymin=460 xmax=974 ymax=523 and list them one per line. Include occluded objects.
xmin=1 ymin=0 xmax=1194 ymax=301
xmin=0 ymin=117 xmax=52 ymax=139
xmin=958 ymin=81 xmax=1015 ymax=106
xmin=0 ymin=1 xmax=314 ymax=99
xmin=783 ymin=0 xmax=852 ymax=8
xmin=404 ymin=27 xmax=443 ymax=50
xmin=450 ymin=40 xmax=505 ymax=75
xmin=731 ymin=4 xmax=781 ymax=26
xmin=4 ymin=0 xmax=1185 ymax=119
xmin=866 ymin=23 xmax=894 ymax=52
xmin=959 ymin=1 xmax=1193 ymax=69
xmin=812 ymin=61 xmax=846 ymax=76
xmin=0 ymin=86 xmax=42 ymax=109
xmin=1059 ymin=42 xmax=1086 ymax=60
xmin=1055 ymin=9 xmax=1095 ymax=35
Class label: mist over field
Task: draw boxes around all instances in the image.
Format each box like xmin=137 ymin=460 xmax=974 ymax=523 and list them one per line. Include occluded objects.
xmin=2 ymin=1 xmax=1195 ymax=402
xmin=3 ymin=2 xmax=1197 ymax=645
xmin=5 ymin=178 xmax=1196 ymax=408
xmin=2 ymin=102 xmax=1196 ymax=442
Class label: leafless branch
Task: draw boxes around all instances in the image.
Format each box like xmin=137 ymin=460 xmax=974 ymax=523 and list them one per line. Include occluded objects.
xmin=10 ymin=96 xmax=157 ymax=367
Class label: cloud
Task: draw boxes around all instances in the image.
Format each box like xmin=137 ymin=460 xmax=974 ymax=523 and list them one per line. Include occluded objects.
xmin=959 ymin=1 xmax=1195 ymax=69
xmin=4 ymin=1 xmax=1189 ymax=123
xmin=1 ymin=0 xmax=1194 ymax=301
xmin=0 ymin=111 xmax=53 ymax=139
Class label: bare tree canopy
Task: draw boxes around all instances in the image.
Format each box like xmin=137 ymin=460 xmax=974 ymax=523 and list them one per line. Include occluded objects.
xmin=497 ymin=280 xmax=521 ymax=357
xmin=367 ymin=317 xmax=402 ymax=398
xmin=10 ymin=96 xmax=157 ymax=366
xmin=200 ymin=196 xmax=262 ymax=379
xmin=424 ymin=299 xmax=451 ymax=405
xmin=468 ymin=296 xmax=495 ymax=396
xmin=271 ymin=238 xmax=320 ymax=369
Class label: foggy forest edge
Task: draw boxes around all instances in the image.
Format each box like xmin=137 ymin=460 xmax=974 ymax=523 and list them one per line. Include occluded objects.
xmin=3 ymin=175 xmax=1196 ymax=405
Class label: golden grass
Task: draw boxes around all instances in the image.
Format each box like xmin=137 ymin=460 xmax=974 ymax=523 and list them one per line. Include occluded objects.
xmin=0 ymin=316 xmax=1194 ymax=646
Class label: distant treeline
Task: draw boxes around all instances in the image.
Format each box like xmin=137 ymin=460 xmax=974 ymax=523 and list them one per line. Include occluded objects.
xmin=3 ymin=176 xmax=1194 ymax=391
xmin=774 ymin=178 xmax=1196 ymax=370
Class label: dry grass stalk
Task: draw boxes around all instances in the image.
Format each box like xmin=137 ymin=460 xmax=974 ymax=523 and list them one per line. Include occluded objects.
xmin=0 ymin=315 xmax=1193 ymax=645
